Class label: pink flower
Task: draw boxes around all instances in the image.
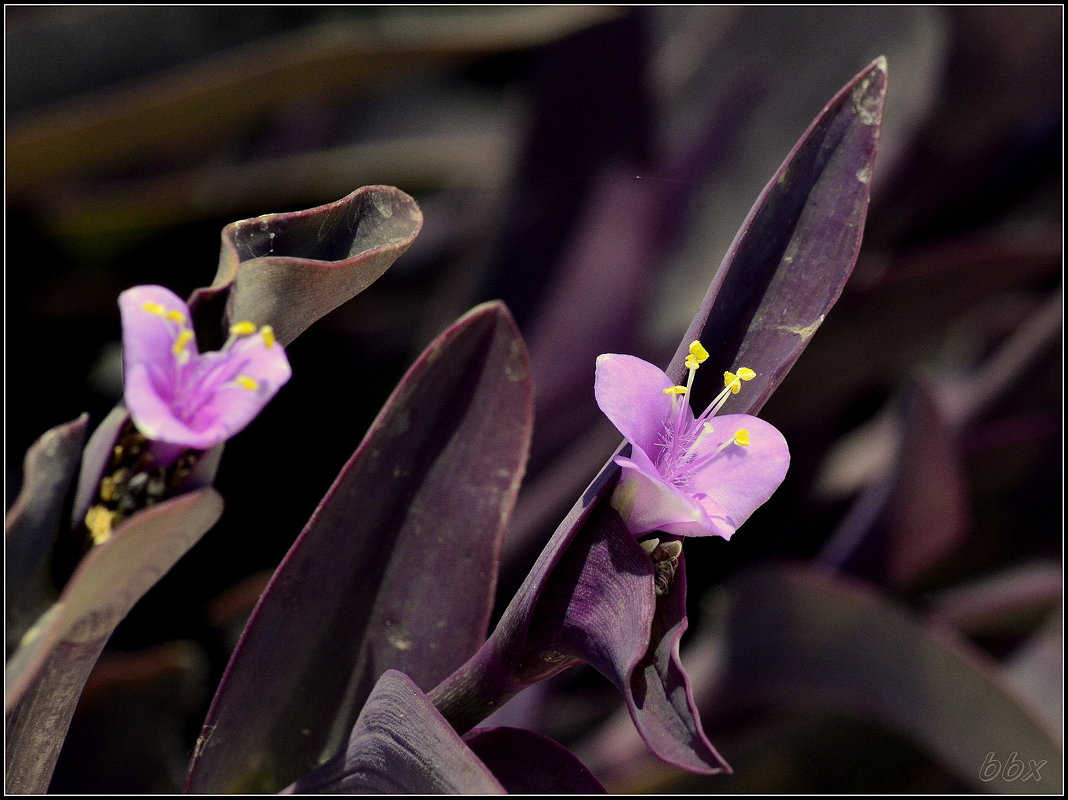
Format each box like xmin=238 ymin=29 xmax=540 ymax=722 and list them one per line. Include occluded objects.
xmin=595 ymin=342 xmax=789 ymax=539
xmin=119 ymin=285 xmax=291 ymax=453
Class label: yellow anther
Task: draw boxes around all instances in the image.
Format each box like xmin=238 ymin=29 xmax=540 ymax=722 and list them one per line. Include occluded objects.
xmin=235 ymin=375 xmax=260 ymax=391
xmin=142 ymin=301 xmax=166 ymax=316
xmin=723 ymin=371 xmax=743 ymax=394
xmin=172 ymin=329 xmax=194 ymax=356
xmin=685 ymin=340 xmax=709 ymax=371
xmin=230 ymin=320 xmax=257 ymax=336
xmin=259 ymin=325 xmax=276 ymax=349
xmin=736 ymin=367 xmax=756 ymax=381
xmin=663 ymin=385 xmax=689 ymax=396
xmin=86 ymin=505 xmax=115 ymax=545
xmin=733 ymin=429 xmax=750 ymax=447
xmin=166 ymin=309 xmax=187 ymax=324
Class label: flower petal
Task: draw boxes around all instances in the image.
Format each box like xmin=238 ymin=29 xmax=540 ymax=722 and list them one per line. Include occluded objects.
xmin=595 ymin=354 xmax=676 ymax=455
xmin=613 ymin=447 xmax=727 ymax=538
xmin=686 ymin=413 xmax=789 ymax=538
xmin=118 ymin=285 xmax=195 ymax=371
xmin=124 ymin=364 xmax=214 ymax=448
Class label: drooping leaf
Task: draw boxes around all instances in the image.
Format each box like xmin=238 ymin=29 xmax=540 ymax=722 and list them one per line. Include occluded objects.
xmin=291 ymin=670 xmax=505 ymax=795
xmin=707 ymin=564 xmax=1063 ymax=794
xmin=186 ymin=301 xmax=533 ymax=793
xmin=464 ymin=726 xmax=606 ymax=793
xmin=191 ymin=185 xmax=423 ymax=348
xmin=5 ymin=414 xmax=87 ymax=655
xmin=5 ymin=489 xmax=224 ymax=792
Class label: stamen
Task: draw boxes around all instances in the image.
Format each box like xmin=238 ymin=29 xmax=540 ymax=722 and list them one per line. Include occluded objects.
xmin=640 ymin=538 xmax=661 ymax=554
xmin=172 ymin=329 xmax=194 ymax=358
xmin=166 ymin=309 xmax=187 ymax=324
xmin=230 ymin=321 xmax=257 ymax=336
xmin=233 ymin=375 xmax=260 ymax=391
xmin=260 ymin=325 xmax=276 ymax=349
xmin=142 ymin=301 xmax=166 ymax=316
xmin=663 ymin=385 xmax=688 ymax=395
xmin=717 ymin=428 xmax=750 ymax=452
xmin=681 ymin=422 xmax=715 ymax=462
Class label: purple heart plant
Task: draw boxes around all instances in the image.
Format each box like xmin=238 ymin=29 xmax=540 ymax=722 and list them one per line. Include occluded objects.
xmin=8 ymin=53 xmax=888 ymax=794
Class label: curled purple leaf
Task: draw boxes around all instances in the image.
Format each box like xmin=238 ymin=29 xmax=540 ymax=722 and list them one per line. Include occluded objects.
xmin=198 ymin=185 xmax=423 ymax=348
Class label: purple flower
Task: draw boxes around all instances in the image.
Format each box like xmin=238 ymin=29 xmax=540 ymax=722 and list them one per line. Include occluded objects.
xmin=119 ymin=285 xmax=291 ymax=453
xmin=595 ymin=341 xmax=789 ymax=539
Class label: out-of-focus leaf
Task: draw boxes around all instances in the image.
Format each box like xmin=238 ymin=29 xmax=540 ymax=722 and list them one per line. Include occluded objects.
xmin=291 ymin=670 xmax=505 ymax=794
xmin=1005 ymin=608 xmax=1063 ymax=737
xmin=6 ymin=414 xmax=87 ymax=655
xmin=669 ymin=56 xmax=887 ymax=416
xmin=197 ymin=185 xmax=423 ymax=348
xmin=50 ymin=641 xmax=209 ymax=793
xmin=185 ymin=301 xmax=533 ymax=793
xmin=925 ymin=561 xmax=1063 ymax=637
xmin=7 ymin=7 xmax=618 ymax=193
xmin=5 ymin=489 xmax=223 ymax=792
xmin=707 ymin=564 xmax=1063 ymax=793
xmin=464 ymin=726 xmax=606 ymax=793
xmin=819 ymin=379 xmax=969 ymax=587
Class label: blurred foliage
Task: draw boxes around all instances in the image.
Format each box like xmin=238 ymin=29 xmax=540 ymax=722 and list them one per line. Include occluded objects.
xmin=6 ymin=6 xmax=1060 ymax=793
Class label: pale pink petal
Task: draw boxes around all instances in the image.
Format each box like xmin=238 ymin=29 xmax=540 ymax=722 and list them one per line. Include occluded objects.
xmin=612 ymin=448 xmax=716 ymax=538
xmin=595 ymin=354 xmax=676 ymax=455
xmin=686 ymin=414 xmax=790 ymax=535
xmin=118 ymin=285 xmax=197 ymax=371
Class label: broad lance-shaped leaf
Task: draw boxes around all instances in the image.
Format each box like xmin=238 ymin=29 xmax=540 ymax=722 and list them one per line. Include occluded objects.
xmin=5 ymin=489 xmax=224 ymax=793
xmin=191 ymin=185 xmax=423 ymax=348
xmin=668 ymin=56 xmax=887 ymax=416
xmin=705 ymin=565 xmax=1063 ymax=794
xmin=6 ymin=415 xmax=87 ymax=656
xmin=290 ymin=671 xmax=505 ymax=794
xmin=185 ymin=301 xmax=533 ymax=793
xmin=430 ymin=58 xmax=886 ymax=773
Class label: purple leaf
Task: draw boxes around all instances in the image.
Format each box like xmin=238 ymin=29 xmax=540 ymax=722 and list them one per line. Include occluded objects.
xmin=6 ymin=415 xmax=87 ymax=654
xmin=5 ymin=489 xmax=224 ymax=792
xmin=432 ymin=505 xmax=729 ymax=775
xmin=668 ymin=56 xmax=887 ymax=415
xmin=193 ymin=185 xmax=423 ymax=348
xmin=464 ymin=726 xmax=606 ymax=793
xmin=185 ymin=302 xmax=532 ymax=793
xmin=431 ymin=58 xmax=886 ymax=774
xmin=291 ymin=670 xmax=504 ymax=795
xmin=706 ymin=564 xmax=1063 ymax=794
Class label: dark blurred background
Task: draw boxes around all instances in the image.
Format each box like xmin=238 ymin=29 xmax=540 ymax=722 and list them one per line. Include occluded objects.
xmin=6 ymin=6 xmax=1061 ymax=792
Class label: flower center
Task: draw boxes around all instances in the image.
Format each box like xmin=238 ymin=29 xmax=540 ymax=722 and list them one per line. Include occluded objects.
xmin=141 ymin=302 xmax=275 ymax=424
xmin=655 ymin=340 xmax=754 ymax=485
